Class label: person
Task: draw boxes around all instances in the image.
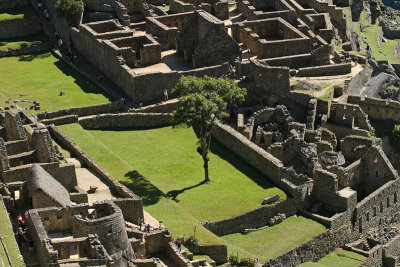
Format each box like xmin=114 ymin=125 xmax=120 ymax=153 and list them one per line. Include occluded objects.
xmin=45 ymin=12 xmax=50 ymax=21
xmin=164 ymin=90 xmax=168 ymax=101
xmin=16 ymin=227 xmax=23 ymax=246
xmin=145 ymin=224 xmax=151 ymax=232
xmin=58 ymin=38 xmax=63 ymax=49
xmin=37 ymin=2 xmax=42 ymax=9
xmin=177 ymin=239 xmax=182 ymax=252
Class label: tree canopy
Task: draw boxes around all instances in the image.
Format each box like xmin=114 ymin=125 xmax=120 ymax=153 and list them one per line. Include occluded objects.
xmin=172 ymin=75 xmax=246 ymax=181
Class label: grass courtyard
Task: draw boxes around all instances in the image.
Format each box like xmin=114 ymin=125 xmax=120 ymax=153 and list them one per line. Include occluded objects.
xmin=59 ymin=123 xmax=326 ymax=261
xmin=299 ymin=249 xmax=365 ymax=267
xmin=0 ymin=51 xmax=112 ymax=112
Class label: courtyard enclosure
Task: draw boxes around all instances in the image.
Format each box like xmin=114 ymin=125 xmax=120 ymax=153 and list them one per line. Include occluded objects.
xmin=58 ymin=123 xmax=325 ymax=259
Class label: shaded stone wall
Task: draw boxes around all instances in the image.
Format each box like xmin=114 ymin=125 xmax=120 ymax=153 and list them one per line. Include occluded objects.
xmin=0 ymin=0 xmax=27 ymax=9
xmin=0 ymin=41 xmax=49 ymax=57
xmin=78 ymin=113 xmax=172 ymax=129
xmin=296 ymin=63 xmax=352 ymax=76
xmin=202 ymin=198 xmax=297 ymax=236
xmin=0 ymin=15 xmax=41 ymax=39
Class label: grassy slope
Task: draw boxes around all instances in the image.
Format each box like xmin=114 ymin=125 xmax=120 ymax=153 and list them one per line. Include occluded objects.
xmin=58 ymin=124 xmax=325 ymax=261
xmin=0 ymin=52 xmax=112 ymax=112
xmin=221 ymin=216 xmax=327 ymax=262
xmin=0 ymin=33 xmax=49 ymax=52
xmin=0 ymin=201 xmax=24 ymax=267
xmin=299 ymin=250 xmax=365 ymax=267
xmin=342 ymin=5 xmax=400 ymax=64
xmin=0 ymin=5 xmax=37 ymax=21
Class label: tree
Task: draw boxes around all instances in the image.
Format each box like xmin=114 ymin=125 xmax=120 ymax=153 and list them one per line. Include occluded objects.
xmin=172 ymin=75 xmax=246 ymax=182
xmin=55 ymin=0 xmax=84 ymax=25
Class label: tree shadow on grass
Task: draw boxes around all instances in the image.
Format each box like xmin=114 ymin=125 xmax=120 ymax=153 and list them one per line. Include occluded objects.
xmin=123 ymin=170 xmax=165 ymax=206
xmin=165 ymin=179 xmax=208 ymax=202
xmin=53 ymin=60 xmax=114 ymax=101
xmin=210 ymin=139 xmax=278 ymax=190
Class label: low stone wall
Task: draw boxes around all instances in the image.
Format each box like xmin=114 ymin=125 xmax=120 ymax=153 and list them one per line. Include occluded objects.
xmin=263 ymin=226 xmax=352 ymax=266
xmin=78 ymin=113 xmax=172 ymax=129
xmin=0 ymin=15 xmax=41 ymax=39
xmin=296 ymin=63 xmax=351 ymax=77
xmin=37 ymin=100 xmax=124 ymax=120
xmin=130 ymin=100 xmax=179 ymax=114
xmin=169 ymin=0 xmax=195 ymax=13
xmin=0 ymin=41 xmax=49 ymax=57
xmin=202 ymin=198 xmax=297 ymax=236
xmin=40 ymin=115 xmax=78 ymax=126
xmin=190 ymin=244 xmax=227 ymax=265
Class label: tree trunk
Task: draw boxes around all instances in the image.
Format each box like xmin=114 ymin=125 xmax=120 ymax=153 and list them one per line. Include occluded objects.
xmin=203 ymin=155 xmax=209 ymax=182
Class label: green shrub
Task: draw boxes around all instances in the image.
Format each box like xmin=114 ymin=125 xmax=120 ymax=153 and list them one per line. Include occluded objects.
xmin=228 ymin=254 xmax=255 ymax=266
xmin=55 ymin=0 xmax=84 ymax=24
xmin=174 ymin=235 xmax=199 ymax=249
xmin=393 ymin=124 xmax=400 ymax=150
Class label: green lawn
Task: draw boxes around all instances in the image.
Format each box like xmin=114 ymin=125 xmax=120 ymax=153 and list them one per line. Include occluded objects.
xmin=0 ymin=201 xmax=24 ymax=266
xmin=58 ymin=123 xmax=294 ymax=259
xmin=0 ymin=51 xmax=112 ymax=112
xmin=0 ymin=5 xmax=37 ymax=21
xmin=221 ymin=216 xmax=327 ymax=262
xmin=299 ymin=250 xmax=365 ymax=267
xmin=0 ymin=33 xmax=49 ymax=52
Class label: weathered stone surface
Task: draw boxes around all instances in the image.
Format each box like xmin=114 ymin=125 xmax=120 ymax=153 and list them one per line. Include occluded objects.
xmin=262 ymin=195 xmax=280 ymax=205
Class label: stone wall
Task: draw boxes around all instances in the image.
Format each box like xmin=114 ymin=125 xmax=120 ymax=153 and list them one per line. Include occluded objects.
xmin=71 ymin=21 xmax=230 ymax=104
xmin=40 ymin=115 xmax=79 ymax=126
xmin=37 ymin=100 xmax=124 ymax=120
xmin=202 ymin=198 xmax=297 ymax=236
xmin=296 ymin=63 xmax=352 ymax=76
xmin=347 ymin=95 xmax=400 ymax=124
xmin=78 ymin=113 xmax=172 ymax=129
xmin=72 ymin=201 xmax=134 ymax=264
xmin=190 ymin=244 xmax=227 ymax=265
xmin=0 ymin=0 xmax=27 ymax=9
xmin=113 ymin=198 xmax=144 ymax=225
xmin=130 ymin=100 xmax=179 ymax=113
xmin=169 ymin=0 xmax=195 ymax=13
xmin=0 ymin=41 xmax=49 ymax=57
xmin=0 ymin=15 xmax=41 ymax=39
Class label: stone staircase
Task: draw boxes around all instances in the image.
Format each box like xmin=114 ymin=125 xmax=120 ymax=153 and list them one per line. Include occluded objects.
xmin=30 ymin=0 xmax=60 ymax=47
